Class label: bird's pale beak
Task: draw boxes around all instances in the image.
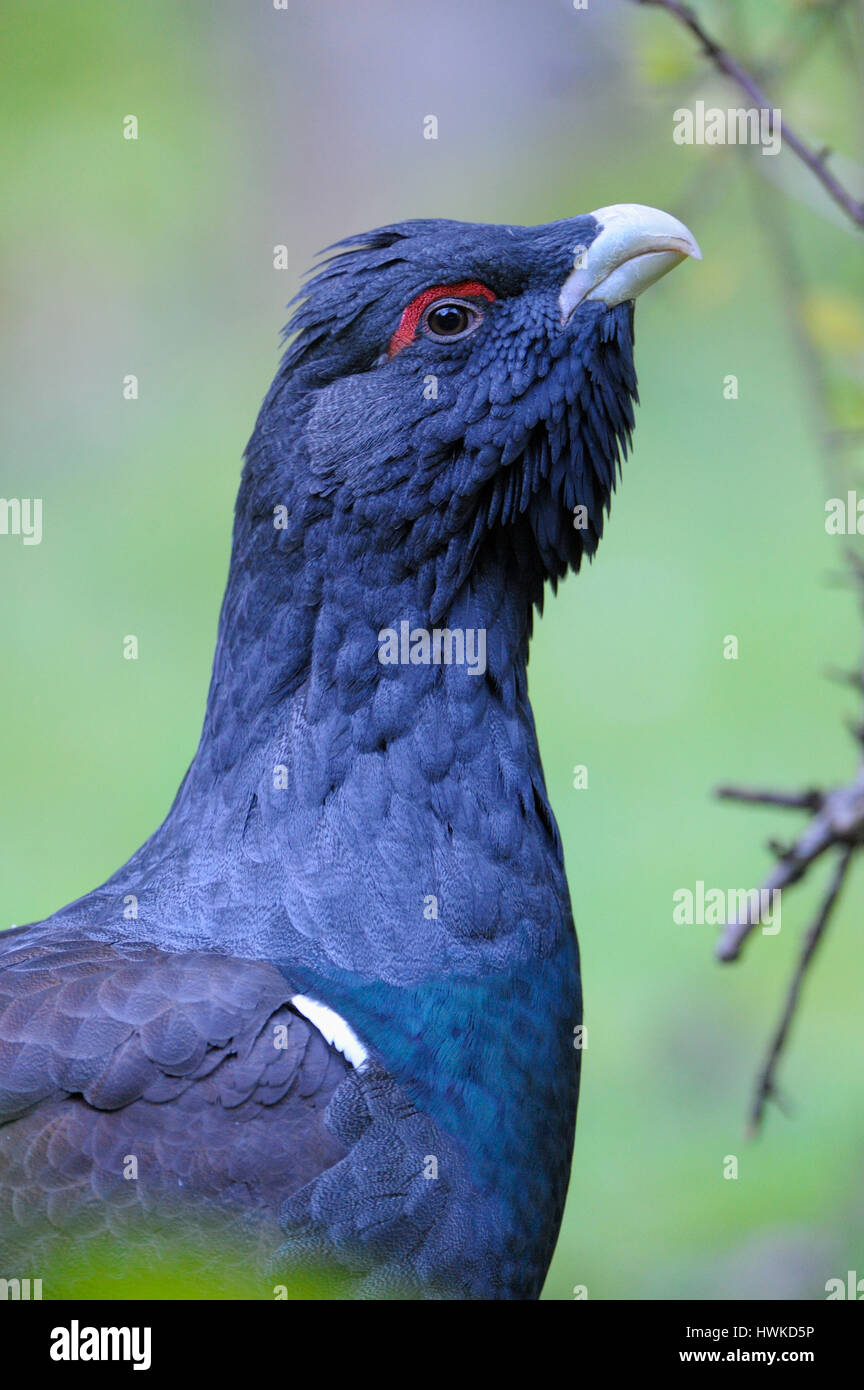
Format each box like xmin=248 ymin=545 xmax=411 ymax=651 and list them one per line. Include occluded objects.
xmin=559 ymin=203 xmax=701 ymax=322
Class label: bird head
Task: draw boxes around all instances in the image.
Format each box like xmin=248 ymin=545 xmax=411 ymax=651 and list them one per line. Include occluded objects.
xmin=247 ymin=205 xmax=699 ymax=618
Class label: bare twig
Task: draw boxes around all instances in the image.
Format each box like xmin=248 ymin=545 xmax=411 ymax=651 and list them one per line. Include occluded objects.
xmin=716 ymin=786 xmax=824 ymax=812
xmin=747 ymin=845 xmax=855 ymax=1136
xmin=825 ymin=666 xmax=864 ymax=693
xmin=635 ymin=0 xmax=864 ymax=230
xmin=714 ymin=781 xmax=863 ymax=961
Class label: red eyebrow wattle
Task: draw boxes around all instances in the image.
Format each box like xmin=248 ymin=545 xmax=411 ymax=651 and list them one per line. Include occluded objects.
xmin=387 ymin=281 xmax=496 ymax=359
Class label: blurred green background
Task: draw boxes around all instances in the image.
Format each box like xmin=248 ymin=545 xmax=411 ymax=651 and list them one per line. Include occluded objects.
xmin=1 ymin=0 xmax=863 ymax=1299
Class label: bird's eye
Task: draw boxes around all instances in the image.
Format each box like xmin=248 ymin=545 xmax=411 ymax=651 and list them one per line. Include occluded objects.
xmin=422 ymin=298 xmax=482 ymax=342
xmin=387 ymin=282 xmax=494 ymax=359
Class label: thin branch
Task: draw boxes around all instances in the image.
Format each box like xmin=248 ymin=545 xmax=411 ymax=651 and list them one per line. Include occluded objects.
xmin=715 ymin=767 xmax=864 ymax=962
xmin=635 ymin=0 xmax=864 ymax=230
xmin=825 ymin=666 xmax=864 ymax=693
xmin=747 ymin=845 xmax=855 ymax=1136
xmin=716 ymin=786 xmax=824 ymax=812
xmin=714 ymin=814 xmax=838 ymax=962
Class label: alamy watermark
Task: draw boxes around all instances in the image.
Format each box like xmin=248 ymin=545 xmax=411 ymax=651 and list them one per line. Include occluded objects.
xmin=50 ymin=1322 xmax=151 ymax=1371
xmin=0 ymin=497 xmax=42 ymax=545
xmin=673 ymin=101 xmax=781 ymax=157
xmin=1 ymin=1277 xmax=42 ymax=1299
xmin=826 ymin=492 xmax=864 ymax=534
xmin=826 ymin=1271 xmax=864 ymax=1299
xmin=673 ymin=881 xmax=781 ymax=934
xmin=377 ymin=622 xmax=486 ymax=677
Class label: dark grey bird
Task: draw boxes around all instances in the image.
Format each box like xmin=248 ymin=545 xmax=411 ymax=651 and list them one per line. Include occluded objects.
xmin=0 ymin=204 xmax=699 ymax=1299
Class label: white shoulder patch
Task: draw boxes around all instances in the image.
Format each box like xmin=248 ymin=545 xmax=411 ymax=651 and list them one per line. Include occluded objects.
xmin=291 ymin=994 xmax=369 ymax=1070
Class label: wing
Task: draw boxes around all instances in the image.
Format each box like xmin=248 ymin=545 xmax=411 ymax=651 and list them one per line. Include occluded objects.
xmin=0 ymin=924 xmax=349 ymax=1288
xmin=0 ymin=926 xmax=546 ymax=1299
